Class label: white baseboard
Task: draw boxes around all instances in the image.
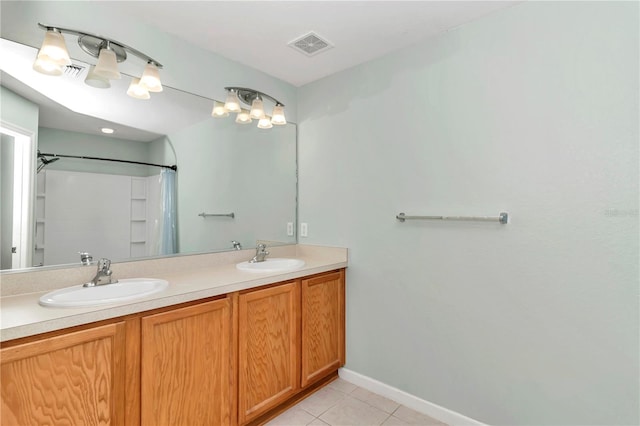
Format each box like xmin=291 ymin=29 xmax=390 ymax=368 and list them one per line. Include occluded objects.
xmin=338 ymin=368 xmax=486 ymax=426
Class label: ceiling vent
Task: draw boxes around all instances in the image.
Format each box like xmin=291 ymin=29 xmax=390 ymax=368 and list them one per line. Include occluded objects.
xmin=288 ymin=32 xmax=333 ymax=57
xmin=63 ymin=64 xmax=85 ymax=79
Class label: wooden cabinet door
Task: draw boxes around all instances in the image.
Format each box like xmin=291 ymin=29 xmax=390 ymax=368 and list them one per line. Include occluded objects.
xmin=1 ymin=322 xmax=126 ymax=426
xmin=238 ymin=282 xmax=299 ymax=424
xmin=141 ymin=298 xmax=232 ymax=426
xmin=301 ymin=270 xmax=346 ymax=388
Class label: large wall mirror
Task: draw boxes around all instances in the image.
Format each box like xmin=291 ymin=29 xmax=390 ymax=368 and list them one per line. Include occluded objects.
xmin=0 ymin=38 xmax=297 ymax=272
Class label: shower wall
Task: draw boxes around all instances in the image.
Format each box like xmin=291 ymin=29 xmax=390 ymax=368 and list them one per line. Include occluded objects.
xmin=34 ymin=170 xmax=160 ymax=266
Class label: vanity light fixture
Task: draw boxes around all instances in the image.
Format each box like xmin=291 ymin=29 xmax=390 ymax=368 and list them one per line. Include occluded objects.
xmin=33 ymin=23 xmax=163 ymax=99
xmin=215 ymin=87 xmax=286 ymax=129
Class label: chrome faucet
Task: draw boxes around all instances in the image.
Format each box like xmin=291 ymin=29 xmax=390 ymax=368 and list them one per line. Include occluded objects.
xmin=231 ymin=240 xmax=243 ymax=250
xmin=249 ymin=243 xmax=269 ymax=263
xmin=84 ymin=258 xmax=118 ymax=287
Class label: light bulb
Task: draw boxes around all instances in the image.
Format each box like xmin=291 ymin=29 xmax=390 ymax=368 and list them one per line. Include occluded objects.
xmin=127 ymin=77 xmax=150 ymax=100
xmin=37 ymin=30 xmax=71 ymax=64
xmin=271 ymin=104 xmax=287 ymax=125
xmin=249 ymin=98 xmax=265 ymax=119
xmin=94 ymin=48 xmax=121 ymax=80
xmin=257 ymin=116 xmax=273 ymax=129
xmin=224 ymin=90 xmax=241 ymax=113
xmin=84 ymin=65 xmax=111 ymax=89
xmin=211 ymin=101 xmax=229 ymax=118
xmin=32 ymin=29 xmax=71 ymax=75
xmin=32 ymin=55 xmax=63 ymax=76
xmin=235 ymin=109 xmax=252 ymax=124
xmin=140 ymin=62 xmax=163 ymax=92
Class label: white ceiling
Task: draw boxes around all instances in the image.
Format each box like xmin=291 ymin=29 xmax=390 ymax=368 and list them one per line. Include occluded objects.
xmin=104 ymin=1 xmax=519 ymax=87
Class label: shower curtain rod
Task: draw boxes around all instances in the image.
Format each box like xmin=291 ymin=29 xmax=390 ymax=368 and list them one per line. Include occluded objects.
xmin=38 ymin=152 xmax=177 ymax=171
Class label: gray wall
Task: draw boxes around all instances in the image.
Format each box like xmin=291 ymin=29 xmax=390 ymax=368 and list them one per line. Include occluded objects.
xmin=169 ymin=117 xmax=297 ymax=253
xmin=298 ymin=2 xmax=639 ymax=425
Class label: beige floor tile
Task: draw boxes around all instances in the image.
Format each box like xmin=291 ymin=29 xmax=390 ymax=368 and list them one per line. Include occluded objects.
xmin=326 ymin=378 xmax=359 ymax=394
xmin=265 ymin=407 xmax=317 ymax=426
xmin=392 ymin=406 xmax=447 ymax=425
xmin=350 ymin=387 xmax=400 ymax=414
xmin=296 ymin=387 xmax=348 ymax=417
xmin=307 ymin=418 xmax=330 ymax=425
xmin=382 ymin=415 xmax=410 ymax=425
xmin=319 ymin=395 xmax=390 ymax=426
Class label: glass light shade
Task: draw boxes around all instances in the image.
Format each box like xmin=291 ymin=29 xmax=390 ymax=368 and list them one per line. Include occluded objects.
xmin=235 ymin=109 xmax=252 ymax=124
xmin=127 ymin=78 xmax=150 ymax=100
xmin=94 ymin=48 xmax=121 ymax=80
xmin=211 ymin=101 xmax=229 ymax=118
xmin=257 ymin=116 xmax=273 ymax=129
xmin=37 ymin=30 xmax=72 ymax=65
xmin=224 ymin=90 xmax=241 ymax=113
xmin=32 ymin=55 xmax=63 ymax=76
xmin=139 ymin=63 xmax=163 ymax=92
xmin=84 ymin=65 xmax=111 ymax=89
xmin=270 ymin=105 xmax=287 ymax=125
xmin=249 ymin=98 xmax=265 ymax=119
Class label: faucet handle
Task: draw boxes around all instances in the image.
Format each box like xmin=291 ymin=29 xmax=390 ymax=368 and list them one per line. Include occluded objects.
xmin=78 ymin=252 xmax=93 ymax=266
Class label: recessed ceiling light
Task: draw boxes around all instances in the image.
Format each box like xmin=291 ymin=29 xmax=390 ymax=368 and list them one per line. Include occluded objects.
xmin=101 ymin=127 xmax=115 ymax=134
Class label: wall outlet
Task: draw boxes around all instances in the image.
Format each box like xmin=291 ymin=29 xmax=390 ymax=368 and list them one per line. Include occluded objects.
xmin=287 ymin=222 xmax=294 ymax=236
xmin=300 ymin=223 xmax=308 ymax=237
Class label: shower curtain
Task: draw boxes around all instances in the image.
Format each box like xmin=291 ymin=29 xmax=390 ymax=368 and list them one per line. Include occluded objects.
xmin=158 ymin=168 xmax=177 ymax=255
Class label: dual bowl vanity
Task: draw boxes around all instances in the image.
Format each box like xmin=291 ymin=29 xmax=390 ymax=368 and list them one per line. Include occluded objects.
xmin=1 ymin=244 xmax=347 ymax=425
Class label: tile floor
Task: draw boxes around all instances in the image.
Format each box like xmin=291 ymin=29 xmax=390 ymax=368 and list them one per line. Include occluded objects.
xmin=265 ymin=378 xmax=448 ymax=426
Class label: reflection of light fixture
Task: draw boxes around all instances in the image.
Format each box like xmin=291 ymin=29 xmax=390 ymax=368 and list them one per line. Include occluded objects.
xmin=249 ymin=97 xmax=264 ymax=119
xmin=213 ymin=87 xmax=286 ymax=129
xmin=270 ymin=104 xmax=286 ymax=126
xmin=126 ymin=78 xmax=150 ymax=100
xmin=211 ymin=101 xmax=229 ymax=118
xmin=235 ymin=109 xmax=252 ymax=124
xmin=32 ymin=23 xmax=163 ymax=99
xmin=224 ymin=89 xmax=241 ymax=113
xmin=257 ymin=116 xmax=273 ymax=129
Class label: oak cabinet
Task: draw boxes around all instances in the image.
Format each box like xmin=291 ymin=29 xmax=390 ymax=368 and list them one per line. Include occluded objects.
xmin=1 ymin=322 xmax=126 ymax=426
xmin=140 ymin=298 xmax=233 ymax=426
xmin=1 ymin=269 xmax=345 ymax=426
xmin=301 ymin=270 xmax=346 ymax=388
xmin=238 ymin=281 xmax=300 ymax=424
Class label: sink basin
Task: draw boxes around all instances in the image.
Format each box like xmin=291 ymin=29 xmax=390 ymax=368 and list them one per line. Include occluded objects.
xmin=236 ymin=258 xmax=305 ymax=273
xmin=39 ymin=278 xmax=169 ymax=308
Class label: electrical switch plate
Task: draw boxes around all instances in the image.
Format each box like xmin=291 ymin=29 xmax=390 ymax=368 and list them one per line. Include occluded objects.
xmin=287 ymin=222 xmax=294 ymax=236
xmin=300 ymin=223 xmax=308 ymax=237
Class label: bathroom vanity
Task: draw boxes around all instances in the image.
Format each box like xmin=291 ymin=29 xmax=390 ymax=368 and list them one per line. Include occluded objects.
xmin=0 ymin=245 xmax=347 ymax=426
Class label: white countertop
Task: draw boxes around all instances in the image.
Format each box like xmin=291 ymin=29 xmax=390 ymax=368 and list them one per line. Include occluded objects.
xmin=1 ymin=245 xmax=347 ymax=342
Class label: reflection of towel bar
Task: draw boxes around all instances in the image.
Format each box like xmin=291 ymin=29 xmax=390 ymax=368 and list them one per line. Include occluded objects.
xmin=396 ymin=212 xmax=508 ymax=224
xmin=198 ymin=212 xmax=235 ymax=218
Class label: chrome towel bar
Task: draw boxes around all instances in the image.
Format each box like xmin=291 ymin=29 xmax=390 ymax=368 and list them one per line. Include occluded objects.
xmin=198 ymin=212 xmax=235 ymax=218
xmin=396 ymin=212 xmax=508 ymax=224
